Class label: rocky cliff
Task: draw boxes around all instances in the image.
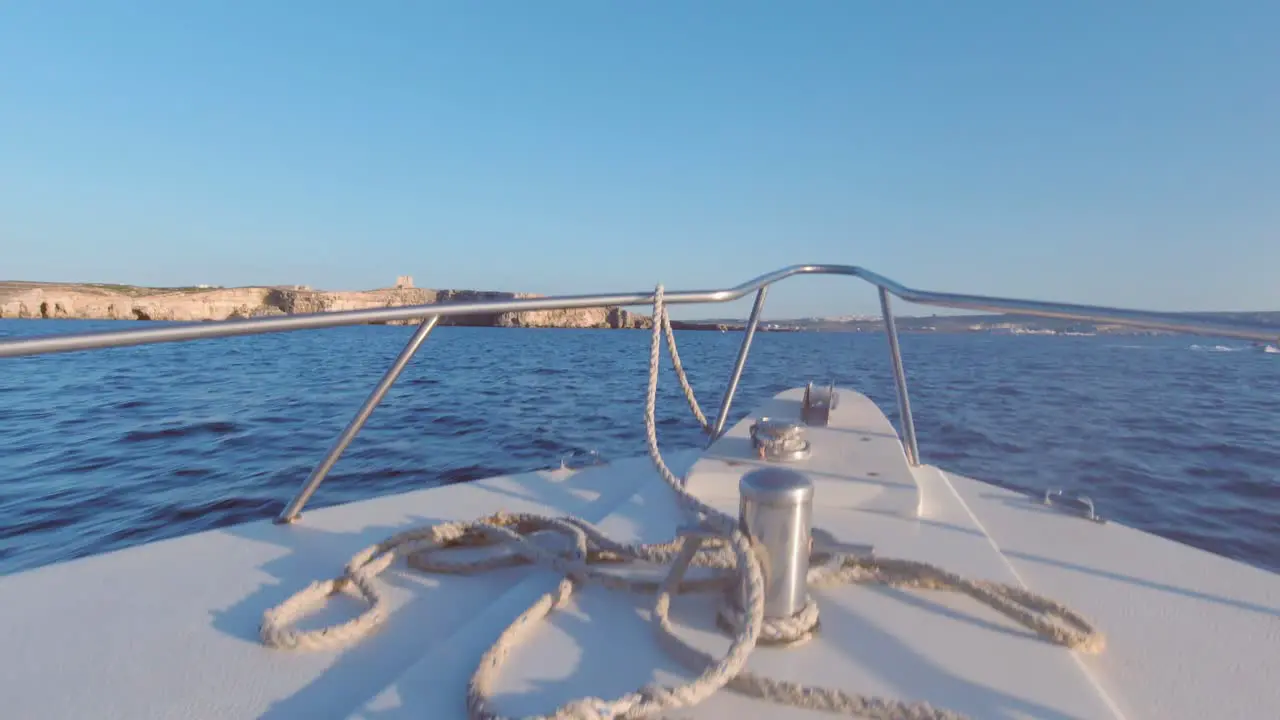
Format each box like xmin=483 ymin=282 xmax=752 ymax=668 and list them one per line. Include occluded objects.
xmin=0 ymin=282 xmax=653 ymax=329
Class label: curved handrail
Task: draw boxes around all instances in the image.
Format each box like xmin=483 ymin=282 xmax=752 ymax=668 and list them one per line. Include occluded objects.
xmin=4 ymin=263 xmax=1277 ymax=522
xmin=1 ymin=264 xmax=1276 ymax=358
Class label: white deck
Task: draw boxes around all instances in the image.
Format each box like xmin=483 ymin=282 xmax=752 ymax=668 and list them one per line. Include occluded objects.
xmin=686 ymin=387 xmax=922 ymax=517
xmin=0 ymin=389 xmax=1275 ymax=720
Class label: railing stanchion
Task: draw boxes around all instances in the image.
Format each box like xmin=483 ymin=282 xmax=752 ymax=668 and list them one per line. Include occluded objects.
xmin=711 ymin=287 xmax=768 ymax=440
xmin=879 ymin=288 xmax=921 ymax=466
xmin=276 ymin=315 xmax=441 ymax=523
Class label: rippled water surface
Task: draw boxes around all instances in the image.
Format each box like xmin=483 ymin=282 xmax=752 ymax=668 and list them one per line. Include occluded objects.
xmin=1 ymin=320 xmax=1277 ymax=574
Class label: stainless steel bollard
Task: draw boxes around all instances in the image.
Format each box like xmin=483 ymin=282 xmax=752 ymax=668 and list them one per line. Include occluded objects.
xmin=738 ymin=467 xmax=814 ymax=619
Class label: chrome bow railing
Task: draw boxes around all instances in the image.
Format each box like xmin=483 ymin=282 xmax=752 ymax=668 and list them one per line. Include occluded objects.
xmin=2 ymin=264 xmax=1276 ymax=523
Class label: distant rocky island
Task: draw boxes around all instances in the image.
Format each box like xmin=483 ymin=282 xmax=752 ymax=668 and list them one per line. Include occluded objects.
xmin=0 ymin=276 xmax=652 ymax=329
xmin=3 ymin=277 xmax=1277 ymax=335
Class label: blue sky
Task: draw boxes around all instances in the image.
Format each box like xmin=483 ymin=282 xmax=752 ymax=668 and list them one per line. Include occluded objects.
xmin=2 ymin=2 xmax=1277 ymax=318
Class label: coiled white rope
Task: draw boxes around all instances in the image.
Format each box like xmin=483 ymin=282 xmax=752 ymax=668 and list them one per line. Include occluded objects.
xmin=260 ymin=285 xmax=1105 ymax=719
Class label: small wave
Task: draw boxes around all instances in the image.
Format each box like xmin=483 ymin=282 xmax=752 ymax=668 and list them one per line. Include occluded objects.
xmin=135 ymin=496 xmax=278 ymax=530
xmin=112 ymin=399 xmax=150 ymax=410
xmin=439 ymin=464 xmax=506 ymax=484
xmin=1189 ymin=344 xmax=1248 ymax=353
xmin=428 ymin=414 xmax=486 ymax=432
xmin=0 ymin=514 xmax=78 ymax=540
xmin=122 ymin=420 xmax=243 ymax=442
xmin=336 ymin=468 xmax=422 ymax=483
xmin=66 ymin=457 xmax=116 ymax=474
xmin=1190 ymin=343 xmax=1280 ymax=354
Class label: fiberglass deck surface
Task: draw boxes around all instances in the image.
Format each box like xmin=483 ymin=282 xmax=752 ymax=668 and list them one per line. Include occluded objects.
xmin=352 ymin=388 xmax=1118 ymax=719
xmin=0 ymin=453 xmax=690 ymax=720
xmin=0 ymin=388 xmax=1275 ymax=719
xmin=941 ymin=470 xmax=1280 ymax=720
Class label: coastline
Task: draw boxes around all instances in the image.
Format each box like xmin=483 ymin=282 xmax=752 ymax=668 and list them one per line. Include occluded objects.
xmin=0 ymin=280 xmax=658 ymax=330
xmin=4 ymin=280 xmax=1278 ymax=336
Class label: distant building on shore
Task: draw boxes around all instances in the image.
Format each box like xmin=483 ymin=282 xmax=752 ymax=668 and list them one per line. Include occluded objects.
xmin=395 ymin=275 xmax=414 ymax=289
